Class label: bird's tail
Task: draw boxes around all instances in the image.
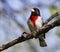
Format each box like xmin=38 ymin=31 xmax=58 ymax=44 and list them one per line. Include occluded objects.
xmin=39 ymin=37 xmax=47 ymax=47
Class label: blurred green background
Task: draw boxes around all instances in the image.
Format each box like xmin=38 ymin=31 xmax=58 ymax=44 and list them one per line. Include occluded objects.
xmin=0 ymin=0 xmax=60 ymax=52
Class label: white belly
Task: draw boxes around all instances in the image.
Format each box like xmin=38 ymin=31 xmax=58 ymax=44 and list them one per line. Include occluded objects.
xmin=35 ymin=16 xmax=43 ymax=30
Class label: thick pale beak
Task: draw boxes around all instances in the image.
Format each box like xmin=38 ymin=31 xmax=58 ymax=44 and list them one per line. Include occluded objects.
xmin=31 ymin=9 xmax=35 ymax=12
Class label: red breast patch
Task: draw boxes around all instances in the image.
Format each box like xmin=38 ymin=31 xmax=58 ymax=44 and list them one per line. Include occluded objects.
xmin=30 ymin=16 xmax=38 ymax=26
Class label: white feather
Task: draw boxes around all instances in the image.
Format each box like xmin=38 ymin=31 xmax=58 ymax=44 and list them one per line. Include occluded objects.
xmin=35 ymin=16 xmax=43 ymax=30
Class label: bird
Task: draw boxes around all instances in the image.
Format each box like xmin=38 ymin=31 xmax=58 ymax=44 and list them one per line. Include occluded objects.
xmin=27 ymin=8 xmax=47 ymax=47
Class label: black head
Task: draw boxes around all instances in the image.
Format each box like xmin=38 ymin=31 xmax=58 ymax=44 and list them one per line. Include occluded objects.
xmin=31 ymin=8 xmax=40 ymax=16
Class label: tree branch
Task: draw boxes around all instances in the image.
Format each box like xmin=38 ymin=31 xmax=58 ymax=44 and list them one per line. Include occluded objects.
xmin=0 ymin=11 xmax=60 ymax=51
xmin=45 ymin=11 xmax=60 ymax=24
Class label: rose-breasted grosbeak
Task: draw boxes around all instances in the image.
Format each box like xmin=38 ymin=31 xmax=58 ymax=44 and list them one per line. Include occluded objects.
xmin=27 ymin=8 xmax=47 ymax=47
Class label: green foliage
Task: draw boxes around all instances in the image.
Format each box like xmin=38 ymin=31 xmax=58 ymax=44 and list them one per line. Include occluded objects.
xmin=56 ymin=27 xmax=60 ymax=37
xmin=50 ymin=6 xmax=60 ymax=14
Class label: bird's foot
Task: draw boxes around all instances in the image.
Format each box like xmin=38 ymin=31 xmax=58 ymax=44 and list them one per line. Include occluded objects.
xmin=31 ymin=31 xmax=37 ymax=38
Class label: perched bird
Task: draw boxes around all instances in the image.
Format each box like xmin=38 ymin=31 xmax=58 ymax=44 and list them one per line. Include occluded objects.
xmin=27 ymin=8 xmax=47 ymax=47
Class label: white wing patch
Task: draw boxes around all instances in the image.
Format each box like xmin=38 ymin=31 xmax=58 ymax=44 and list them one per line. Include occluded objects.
xmin=35 ymin=16 xmax=43 ymax=30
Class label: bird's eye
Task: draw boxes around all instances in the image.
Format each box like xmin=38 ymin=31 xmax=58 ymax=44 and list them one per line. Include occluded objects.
xmin=31 ymin=9 xmax=35 ymax=12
